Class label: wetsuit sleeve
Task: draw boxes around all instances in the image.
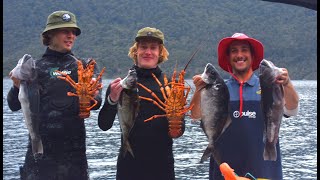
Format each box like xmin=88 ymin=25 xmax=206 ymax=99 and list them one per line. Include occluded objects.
xmin=98 ymin=85 xmax=118 ymax=131
xmin=7 ymin=85 xmax=21 ymax=111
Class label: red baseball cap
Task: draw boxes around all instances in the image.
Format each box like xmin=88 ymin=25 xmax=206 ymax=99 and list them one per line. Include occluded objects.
xmin=217 ymin=33 xmax=264 ymax=72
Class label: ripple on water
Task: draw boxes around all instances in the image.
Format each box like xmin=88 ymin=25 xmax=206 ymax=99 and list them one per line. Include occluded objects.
xmin=3 ymin=79 xmax=317 ymax=180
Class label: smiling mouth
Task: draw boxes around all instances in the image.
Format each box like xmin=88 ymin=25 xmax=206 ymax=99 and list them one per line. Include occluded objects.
xmin=234 ymin=59 xmax=246 ymax=64
xmin=143 ymin=57 xmax=153 ymax=60
xmin=65 ymin=41 xmax=73 ymax=46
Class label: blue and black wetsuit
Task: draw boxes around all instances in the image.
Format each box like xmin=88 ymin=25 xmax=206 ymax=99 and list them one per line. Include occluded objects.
xmin=209 ymin=74 xmax=283 ymax=180
xmin=7 ymin=48 xmax=102 ymax=180
xmin=98 ymin=65 xmax=175 ymax=180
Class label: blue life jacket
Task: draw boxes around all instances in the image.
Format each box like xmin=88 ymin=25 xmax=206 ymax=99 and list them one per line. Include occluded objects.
xmin=209 ymin=74 xmax=283 ymax=180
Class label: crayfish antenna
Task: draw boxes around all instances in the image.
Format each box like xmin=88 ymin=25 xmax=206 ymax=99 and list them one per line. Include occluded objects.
xmin=171 ymin=59 xmax=178 ymax=83
xmin=183 ymin=40 xmax=205 ymax=71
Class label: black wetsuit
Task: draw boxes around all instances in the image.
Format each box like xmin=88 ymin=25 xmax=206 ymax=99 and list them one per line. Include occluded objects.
xmin=7 ymin=48 xmax=102 ymax=180
xmin=98 ymin=65 xmax=175 ymax=180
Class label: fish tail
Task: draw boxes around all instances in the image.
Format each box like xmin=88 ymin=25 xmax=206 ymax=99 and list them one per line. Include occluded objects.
xmin=31 ymin=138 xmax=43 ymax=160
xmin=124 ymin=141 xmax=135 ymax=158
xmin=263 ymin=143 xmax=277 ymax=161
xmin=200 ymin=144 xmax=214 ymax=163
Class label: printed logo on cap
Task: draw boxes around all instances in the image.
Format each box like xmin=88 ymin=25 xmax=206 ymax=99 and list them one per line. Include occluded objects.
xmin=232 ymin=33 xmax=245 ymax=38
xmin=62 ymin=14 xmax=71 ymax=22
xmin=147 ymin=32 xmax=153 ymax=36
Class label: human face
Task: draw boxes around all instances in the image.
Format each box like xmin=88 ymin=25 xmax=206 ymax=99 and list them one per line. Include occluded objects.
xmin=49 ymin=28 xmax=77 ymax=53
xmin=228 ymin=40 xmax=253 ymax=74
xmin=136 ymin=40 xmax=160 ymax=69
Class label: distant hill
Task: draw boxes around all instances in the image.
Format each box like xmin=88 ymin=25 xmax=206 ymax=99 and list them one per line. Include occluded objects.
xmin=3 ymin=0 xmax=317 ymax=80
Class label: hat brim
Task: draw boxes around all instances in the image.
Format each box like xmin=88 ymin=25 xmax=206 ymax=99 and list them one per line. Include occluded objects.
xmin=42 ymin=23 xmax=81 ymax=36
xmin=218 ymin=37 xmax=264 ymax=72
xmin=135 ymin=36 xmax=163 ymax=44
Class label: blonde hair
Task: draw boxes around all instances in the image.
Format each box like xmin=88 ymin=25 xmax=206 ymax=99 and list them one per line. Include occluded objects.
xmin=128 ymin=42 xmax=169 ymax=64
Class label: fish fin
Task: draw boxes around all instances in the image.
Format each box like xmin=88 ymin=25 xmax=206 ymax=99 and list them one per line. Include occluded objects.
xmin=263 ymin=143 xmax=277 ymax=161
xmin=31 ymin=137 xmax=43 ymax=150
xmin=31 ymin=138 xmax=43 ymax=160
xmin=28 ymin=81 xmax=40 ymax=113
xmin=200 ymin=144 xmax=214 ymax=163
xmin=221 ymin=116 xmax=232 ymax=134
xmin=212 ymin=150 xmax=222 ymax=165
xmin=128 ymin=146 xmax=135 ymax=158
xmin=125 ymin=141 xmax=135 ymax=158
xmin=215 ymin=116 xmax=232 ymax=143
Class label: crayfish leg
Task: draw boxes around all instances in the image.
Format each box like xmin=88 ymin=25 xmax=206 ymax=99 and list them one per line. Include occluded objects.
xmin=86 ymin=96 xmax=98 ymax=110
xmin=56 ymin=71 xmax=78 ymax=89
xmin=144 ymin=114 xmax=167 ymax=122
xmin=137 ymin=83 xmax=166 ymax=107
xmin=139 ymin=96 xmax=166 ymax=112
xmin=163 ymin=74 xmax=171 ymax=96
xmin=151 ymin=73 xmax=167 ymax=100
xmin=178 ymin=70 xmax=186 ymax=83
xmin=184 ymin=86 xmax=191 ymax=102
xmin=67 ymin=92 xmax=78 ymax=97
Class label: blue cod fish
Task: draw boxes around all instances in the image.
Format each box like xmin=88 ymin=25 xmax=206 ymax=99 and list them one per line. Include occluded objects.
xmin=198 ymin=63 xmax=232 ymax=164
xmin=10 ymin=54 xmax=43 ymax=160
xmin=118 ymin=68 xmax=139 ymax=157
xmin=259 ymin=59 xmax=285 ymax=161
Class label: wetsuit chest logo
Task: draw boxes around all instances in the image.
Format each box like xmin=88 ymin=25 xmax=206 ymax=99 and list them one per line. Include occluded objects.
xmin=233 ymin=110 xmax=257 ymax=118
xmin=50 ymin=67 xmax=72 ymax=77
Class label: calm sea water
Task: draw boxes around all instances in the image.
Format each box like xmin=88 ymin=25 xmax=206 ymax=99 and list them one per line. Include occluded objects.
xmin=3 ymin=79 xmax=317 ymax=180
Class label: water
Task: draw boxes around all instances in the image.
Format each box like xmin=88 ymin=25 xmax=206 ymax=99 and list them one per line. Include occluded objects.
xmin=3 ymin=79 xmax=317 ymax=179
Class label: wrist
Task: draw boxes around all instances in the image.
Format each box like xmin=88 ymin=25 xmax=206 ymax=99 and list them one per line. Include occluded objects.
xmin=107 ymin=95 xmax=118 ymax=105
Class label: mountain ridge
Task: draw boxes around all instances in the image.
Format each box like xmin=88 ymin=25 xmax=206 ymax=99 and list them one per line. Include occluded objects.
xmin=3 ymin=0 xmax=317 ymax=79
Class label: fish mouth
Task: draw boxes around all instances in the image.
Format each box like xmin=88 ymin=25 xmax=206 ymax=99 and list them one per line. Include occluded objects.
xmin=260 ymin=59 xmax=273 ymax=68
xmin=259 ymin=59 xmax=284 ymax=83
xmin=120 ymin=69 xmax=137 ymax=89
xmin=201 ymin=75 xmax=210 ymax=84
xmin=201 ymin=67 xmax=210 ymax=84
xmin=201 ymin=63 xmax=216 ymax=84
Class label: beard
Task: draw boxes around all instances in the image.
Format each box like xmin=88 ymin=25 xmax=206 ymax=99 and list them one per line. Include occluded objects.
xmin=233 ymin=65 xmax=250 ymax=75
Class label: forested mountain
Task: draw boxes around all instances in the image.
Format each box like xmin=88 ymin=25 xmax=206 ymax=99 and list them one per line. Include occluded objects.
xmin=3 ymin=0 xmax=317 ymax=79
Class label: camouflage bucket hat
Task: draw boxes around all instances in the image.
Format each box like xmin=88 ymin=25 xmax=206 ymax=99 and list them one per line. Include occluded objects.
xmin=42 ymin=10 xmax=81 ymax=36
xmin=135 ymin=27 xmax=164 ymax=44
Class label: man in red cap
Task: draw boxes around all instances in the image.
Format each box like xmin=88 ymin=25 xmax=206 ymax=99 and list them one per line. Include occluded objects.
xmin=191 ymin=33 xmax=299 ymax=179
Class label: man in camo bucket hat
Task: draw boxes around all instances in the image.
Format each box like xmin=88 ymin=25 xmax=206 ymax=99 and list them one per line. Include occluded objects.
xmin=7 ymin=10 xmax=102 ymax=180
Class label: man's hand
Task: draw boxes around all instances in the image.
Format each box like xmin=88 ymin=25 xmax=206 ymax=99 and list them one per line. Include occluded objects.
xmin=276 ymin=68 xmax=290 ymax=86
xmin=190 ymin=74 xmax=205 ymax=120
xmin=9 ymin=71 xmax=20 ymax=88
xmin=108 ymin=78 xmax=123 ymax=103
xmin=90 ymin=78 xmax=101 ymax=98
xmin=193 ymin=74 xmax=206 ymax=90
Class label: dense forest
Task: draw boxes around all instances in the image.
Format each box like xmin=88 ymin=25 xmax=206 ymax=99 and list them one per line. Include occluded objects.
xmin=3 ymin=0 xmax=317 ymax=79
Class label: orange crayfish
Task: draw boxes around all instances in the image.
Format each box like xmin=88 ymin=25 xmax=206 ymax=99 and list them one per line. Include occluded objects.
xmin=56 ymin=58 xmax=105 ymax=119
xmin=137 ymin=44 xmax=202 ymax=138
xmin=219 ymin=162 xmax=264 ymax=180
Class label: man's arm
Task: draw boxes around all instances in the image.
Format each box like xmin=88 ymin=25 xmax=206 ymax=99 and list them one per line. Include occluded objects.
xmin=276 ymin=68 xmax=299 ymax=116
